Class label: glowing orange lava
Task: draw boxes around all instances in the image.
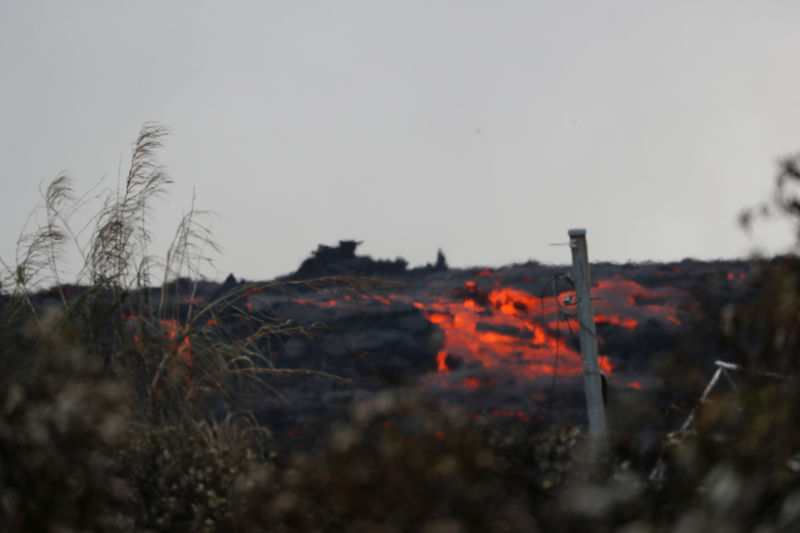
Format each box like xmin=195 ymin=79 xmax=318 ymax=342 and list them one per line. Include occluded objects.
xmin=415 ymin=287 xmax=606 ymax=381
xmin=159 ymin=319 xmax=193 ymax=369
xmin=294 ymin=298 xmax=338 ymax=309
xmin=595 ymin=315 xmax=638 ymax=330
xmin=411 ymin=278 xmax=685 ymax=394
xmin=287 ymin=277 xmax=684 ymax=401
xmin=126 ymin=316 xmax=196 ymax=399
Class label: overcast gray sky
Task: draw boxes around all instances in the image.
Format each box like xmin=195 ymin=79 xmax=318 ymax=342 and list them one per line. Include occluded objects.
xmin=3 ymin=1 xmax=800 ymax=282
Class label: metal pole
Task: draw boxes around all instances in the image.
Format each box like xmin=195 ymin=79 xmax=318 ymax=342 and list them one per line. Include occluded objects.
xmin=568 ymin=228 xmax=608 ymax=447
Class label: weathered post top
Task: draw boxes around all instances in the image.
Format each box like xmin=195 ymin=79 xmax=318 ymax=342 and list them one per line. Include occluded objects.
xmin=568 ymin=228 xmax=586 ymax=238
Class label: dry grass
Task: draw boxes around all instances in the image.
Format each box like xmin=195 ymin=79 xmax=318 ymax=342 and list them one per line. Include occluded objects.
xmin=0 ymin=124 xmax=379 ymax=530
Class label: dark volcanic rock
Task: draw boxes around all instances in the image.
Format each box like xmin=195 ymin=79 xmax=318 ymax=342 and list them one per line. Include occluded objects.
xmin=287 ymin=240 xmax=451 ymax=280
xmin=288 ymin=240 xmax=408 ymax=279
xmin=271 ymin=301 xmax=439 ymax=384
xmin=17 ymin=238 xmax=769 ymax=439
xmin=334 ymin=308 xmax=439 ymax=381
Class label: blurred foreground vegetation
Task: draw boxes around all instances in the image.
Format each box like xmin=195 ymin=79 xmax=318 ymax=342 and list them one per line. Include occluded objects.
xmin=2 ymin=126 xmax=800 ymax=531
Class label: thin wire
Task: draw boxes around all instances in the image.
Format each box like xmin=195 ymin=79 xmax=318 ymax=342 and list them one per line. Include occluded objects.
xmin=540 ymin=280 xmax=555 ymax=416
xmin=544 ymin=275 xmax=566 ymax=417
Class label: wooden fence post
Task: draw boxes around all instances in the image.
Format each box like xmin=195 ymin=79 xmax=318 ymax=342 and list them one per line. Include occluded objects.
xmin=568 ymin=228 xmax=608 ymax=450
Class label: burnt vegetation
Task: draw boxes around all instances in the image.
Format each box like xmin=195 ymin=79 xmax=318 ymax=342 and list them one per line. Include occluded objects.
xmin=2 ymin=125 xmax=800 ymax=531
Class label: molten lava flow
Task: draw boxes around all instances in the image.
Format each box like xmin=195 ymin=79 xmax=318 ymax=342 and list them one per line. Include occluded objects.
xmin=126 ymin=316 xmax=193 ymax=367
xmin=288 ymin=276 xmax=685 ymax=406
xmin=595 ymin=315 xmax=638 ymax=330
xmin=159 ymin=319 xmax=193 ymax=371
xmin=293 ymin=298 xmax=338 ymax=309
xmin=412 ymin=278 xmax=686 ymax=398
xmin=415 ymin=288 xmax=599 ymax=382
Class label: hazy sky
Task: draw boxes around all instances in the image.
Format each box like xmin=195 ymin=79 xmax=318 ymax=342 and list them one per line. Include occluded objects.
xmin=3 ymin=1 xmax=800 ymax=282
